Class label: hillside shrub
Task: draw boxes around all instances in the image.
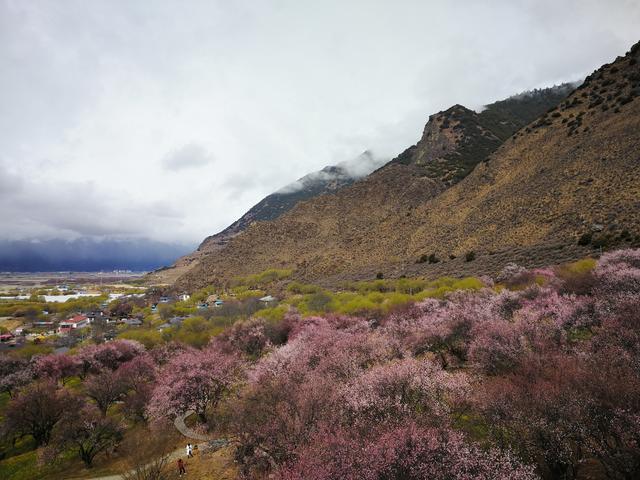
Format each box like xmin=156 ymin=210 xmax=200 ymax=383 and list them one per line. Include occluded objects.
xmin=254 ymin=304 xmax=289 ymax=323
xmin=591 ymin=234 xmax=611 ymax=249
xmin=286 ymin=282 xmax=321 ymax=295
xmin=577 ymin=232 xmax=592 ymax=245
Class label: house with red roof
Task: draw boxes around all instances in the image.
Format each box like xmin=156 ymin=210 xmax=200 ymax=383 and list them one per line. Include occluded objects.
xmin=58 ymin=314 xmax=89 ymax=334
xmin=0 ymin=333 xmax=14 ymax=342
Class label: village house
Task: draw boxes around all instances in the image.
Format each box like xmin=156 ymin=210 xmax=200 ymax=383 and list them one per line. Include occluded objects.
xmin=85 ymin=311 xmax=105 ymax=323
xmin=14 ymin=324 xmax=32 ymax=335
xmin=121 ymin=317 xmax=143 ymax=327
xmin=205 ymin=295 xmax=225 ymax=307
xmin=93 ymin=316 xmax=117 ymax=325
xmin=0 ymin=332 xmax=14 ymax=342
xmin=259 ymin=295 xmax=277 ymax=305
xmin=58 ymin=314 xmax=89 ymax=334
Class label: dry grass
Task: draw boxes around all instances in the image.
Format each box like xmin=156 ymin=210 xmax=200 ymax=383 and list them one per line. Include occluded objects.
xmin=174 ymin=446 xmax=238 ymax=480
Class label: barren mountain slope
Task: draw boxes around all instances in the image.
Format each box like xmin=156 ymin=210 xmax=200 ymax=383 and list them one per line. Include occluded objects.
xmin=176 ymin=44 xmax=639 ymax=290
xmin=403 ymin=43 xmax=640 ymax=261
xmin=174 ymin=82 xmax=585 ymax=288
xmin=147 ymin=152 xmax=385 ymax=284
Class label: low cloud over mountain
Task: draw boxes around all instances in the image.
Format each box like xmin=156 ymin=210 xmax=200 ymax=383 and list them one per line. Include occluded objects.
xmin=277 ymin=151 xmax=385 ymax=194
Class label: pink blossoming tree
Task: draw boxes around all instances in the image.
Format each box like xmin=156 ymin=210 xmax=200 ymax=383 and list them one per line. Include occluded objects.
xmin=147 ymin=346 xmax=244 ymax=423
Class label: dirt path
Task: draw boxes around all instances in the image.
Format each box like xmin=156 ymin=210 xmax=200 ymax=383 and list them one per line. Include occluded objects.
xmin=173 ymin=410 xmax=216 ymax=441
xmin=82 ymin=412 xmax=219 ymax=480
xmin=82 ymin=444 xmax=201 ymax=480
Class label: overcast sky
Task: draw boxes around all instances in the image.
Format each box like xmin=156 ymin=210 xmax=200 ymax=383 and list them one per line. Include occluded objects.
xmin=1 ymin=0 xmax=639 ymax=245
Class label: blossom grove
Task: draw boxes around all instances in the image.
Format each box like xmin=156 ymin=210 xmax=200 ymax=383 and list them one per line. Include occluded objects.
xmin=1 ymin=249 xmax=640 ymax=479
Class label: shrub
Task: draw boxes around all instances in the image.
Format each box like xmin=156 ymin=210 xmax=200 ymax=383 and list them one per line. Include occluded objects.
xmin=254 ymin=304 xmax=289 ymax=323
xmin=304 ymin=291 xmax=335 ymax=313
xmin=396 ymin=278 xmax=428 ymax=295
xmin=591 ymin=234 xmax=611 ymax=249
xmin=618 ymin=229 xmax=631 ymax=241
xmin=465 ymin=251 xmax=476 ymax=262
xmin=414 ymin=277 xmax=484 ymax=300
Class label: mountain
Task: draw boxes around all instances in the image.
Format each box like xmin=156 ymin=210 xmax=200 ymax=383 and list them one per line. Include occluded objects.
xmin=172 ymin=41 xmax=640 ymax=290
xmin=147 ymin=151 xmax=387 ymax=283
xmin=199 ymin=150 xmax=385 ymax=250
xmin=0 ymin=238 xmax=194 ymax=272
xmin=389 ymin=83 xmax=575 ymax=185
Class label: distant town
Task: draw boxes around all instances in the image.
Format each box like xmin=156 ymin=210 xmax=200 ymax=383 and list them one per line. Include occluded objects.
xmin=0 ymin=271 xmax=281 ymax=355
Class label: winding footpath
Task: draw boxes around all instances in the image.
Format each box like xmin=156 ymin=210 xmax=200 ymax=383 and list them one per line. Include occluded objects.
xmin=173 ymin=410 xmax=216 ymax=441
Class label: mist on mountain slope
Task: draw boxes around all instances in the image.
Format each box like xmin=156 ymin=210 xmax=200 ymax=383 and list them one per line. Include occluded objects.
xmin=276 ymin=151 xmax=386 ymax=194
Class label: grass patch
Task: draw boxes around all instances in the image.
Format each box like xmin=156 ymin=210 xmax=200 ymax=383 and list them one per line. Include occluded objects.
xmin=284 ymin=276 xmax=484 ymax=316
xmin=568 ymin=327 xmax=594 ymax=343
xmin=556 ymin=257 xmax=597 ymax=278
xmin=119 ymin=328 xmax=163 ymax=349
xmin=253 ymin=304 xmax=289 ymax=323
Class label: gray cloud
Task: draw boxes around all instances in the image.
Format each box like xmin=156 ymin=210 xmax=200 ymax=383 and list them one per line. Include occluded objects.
xmin=0 ymin=0 xmax=639 ymax=244
xmin=277 ymin=151 xmax=387 ymax=194
xmin=337 ymin=151 xmax=387 ymax=179
xmin=162 ymin=143 xmax=215 ymax=171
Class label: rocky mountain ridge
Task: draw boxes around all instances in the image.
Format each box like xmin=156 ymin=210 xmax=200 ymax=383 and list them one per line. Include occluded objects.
xmin=162 ymin=42 xmax=640 ymax=290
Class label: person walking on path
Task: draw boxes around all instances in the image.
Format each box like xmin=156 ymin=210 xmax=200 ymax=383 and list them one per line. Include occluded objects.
xmin=187 ymin=443 xmax=193 ymax=458
xmin=177 ymin=458 xmax=186 ymax=476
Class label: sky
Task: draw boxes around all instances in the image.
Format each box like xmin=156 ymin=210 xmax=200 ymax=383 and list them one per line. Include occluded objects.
xmin=1 ymin=0 xmax=639 ymax=247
